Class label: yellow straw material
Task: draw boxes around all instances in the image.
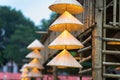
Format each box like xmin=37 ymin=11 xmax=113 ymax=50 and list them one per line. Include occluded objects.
xmin=49 ymin=11 xmax=83 ymax=32
xmin=49 ymin=30 xmax=84 ymax=50
xmin=49 ymin=0 xmax=84 ymax=14
xmin=27 ymin=58 xmax=44 ymax=69
xmin=47 ymin=49 xmax=82 ymax=68
xmin=26 ymin=49 xmax=43 ymax=59
xmin=27 ymin=68 xmax=43 ymax=78
xmin=27 ymin=39 xmax=44 ymax=50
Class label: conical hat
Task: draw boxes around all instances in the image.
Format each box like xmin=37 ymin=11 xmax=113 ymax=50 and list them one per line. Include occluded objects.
xmin=21 ymin=73 xmax=28 ymax=78
xmin=49 ymin=0 xmax=84 ymax=14
xmin=26 ymin=49 xmax=43 ymax=59
xmin=20 ymin=67 xmax=29 ymax=73
xmin=20 ymin=64 xmax=29 ymax=72
xmin=47 ymin=49 xmax=82 ymax=68
xmin=49 ymin=11 xmax=83 ymax=32
xmin=27 ymin=39 xmax=44 ymax=50
xmin=27 ymin=58 xmax=44 ymax=69
xmin=21 ymin=78 xmax=30 ymax=80
xmin=49 ymin=30 xmax=84 ymax=50
xmin=27 ymin=68 xmax=43 ymax=78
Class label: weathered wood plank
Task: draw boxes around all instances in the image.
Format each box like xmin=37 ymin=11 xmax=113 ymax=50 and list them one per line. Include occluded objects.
xmin=103 ymin=73 xmax=120 ymax=78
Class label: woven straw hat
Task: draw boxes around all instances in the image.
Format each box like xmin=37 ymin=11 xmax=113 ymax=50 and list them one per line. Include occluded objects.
xmin=27 ymin=58 xmax=44 ymax=69
xmin=27 ymin=39 xmax=44 ymax=50
xmin=47 ymin=49 xmax=82 ymax=68
xmin=49 ymin=11 xmax=83 ymax=32
xmin=49 ymin=0 xmax=84 ymax=14
xmin=21 ymin=73 xmax=29 ymax=78
xmin=20 ymin=64 xmax=29 ymax=72
xmin=21 ymin=78 xmax=30 ymax=80
xmin=26 ymin=49 xmax=43 ymax=59
xmin=49 ymin=30 xmax=84 ymax=50
xmin=27 ymin=68 xmax=43 ymax=78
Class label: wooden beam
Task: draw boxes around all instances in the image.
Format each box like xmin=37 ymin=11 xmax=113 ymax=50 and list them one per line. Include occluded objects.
xmin=78 ymin=46 xmax=92 ymax=53
xmin=77 ymin=23 xmax=96 ymax=38
xmin=79 ymin=68 xmax=92 ymax=74
xmin=102 ymin=50 xmax=120 ymax=55
xmin=82 ymin=36 xmax=91 ymax=44
xmin=103 ymin=25 xmax=120 ymax=30
xmin=103 ymin=62 xmax=120 ymax=66
xmin=103 ymin=73 xmax=120 ymax=78
xmin=102 ymin=38 xmax=120 ymax=42
xmin=80 ymin=56 xmax=92 ymax=63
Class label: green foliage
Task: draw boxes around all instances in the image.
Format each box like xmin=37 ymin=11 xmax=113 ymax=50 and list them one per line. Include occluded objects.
xmin=3 ymin=25 xmax=38 ymax=63
xmin=0 ymin=6 xmax=39 ymax=65
xmin=38 ymin=12 xmax=58 ymax=31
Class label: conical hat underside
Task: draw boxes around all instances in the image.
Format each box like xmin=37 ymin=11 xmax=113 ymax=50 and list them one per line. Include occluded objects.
xmin=49 ymin=0 xmax=84 ymax=14
xmin=47 ymin=49 xmax=82 ymax=68
xmin=27 ymin=39 xmax=44 ymax=50
xmin=21 ymin=78 xmax=30 ymax=80
xmin=27 ymin=58 xmax=44 ymax=69
xmin=26 ymin=49 xmax=43 ymax=59
xmin=27 ymin=68 xmax=43 ymax=78
xmin=49 ymin=11 xmax=83 ymax=32
xmin=49 ymin=30 xmax=84 ymax=50
xmin=21 ymin=73 xmax=28 ymax=78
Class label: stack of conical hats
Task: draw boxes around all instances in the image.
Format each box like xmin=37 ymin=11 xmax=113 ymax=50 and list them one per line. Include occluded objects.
xmin=47 ymin=0 xmax=84 ymax=68
xmin=20 ymin=39 xmax=44 ymax=80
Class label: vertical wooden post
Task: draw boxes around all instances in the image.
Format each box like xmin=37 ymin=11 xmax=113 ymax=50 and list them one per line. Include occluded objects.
xmin=92 ymin=0 xmax=103 ymax=80
xmin=103 ymin=0 xmax=106 ymax=80
xmin=113 ymin=0 xmax=117 ymax=26
xmin=119 ymin=0 xmax=120 ymax=26
xmin=79 ymin=53 xmax=82 ymax=80
xmin=53 ymin=67 xmax=58 ymax=80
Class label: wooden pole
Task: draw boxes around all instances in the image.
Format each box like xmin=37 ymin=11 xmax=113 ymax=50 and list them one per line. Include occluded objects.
xmin=103 ymin=25 xmax=120 ymax=30
xmin=78 ymin=46 xmax=92 ymax=53
xmin=53 ymin=67 xmax=58 ymax=80
xmin=80 ymin=56 xmax=91 ymax=63
xmin=119 ymin=0 xmax=120 ymax=26
xmin=92 ymin=0 xmax=103 ymax=80
xmin=113 ymin=0 xmax=117 ymax=26
xmin=79 ymin=68 xmax=92 ymax=74
xmin=102 ymin=37 xmax=120 ymax=42
xmin=82 ymin=36 xmax=91 ymax=44
xmin=103 ymin=73 xmax=120 ymax=78
xmin=102 ymin=50 xmax=120 ymax=55
xmin=103 ymin=28 xmax=106 ymax=80
xmin=77 ymin=23 xmax=95 ymax=39
xmin=103 ymin=62 xmax=120 ymax=66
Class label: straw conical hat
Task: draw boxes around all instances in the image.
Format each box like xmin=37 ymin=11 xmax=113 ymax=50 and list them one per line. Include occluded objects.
xmin=21 ymin=73 xmax=28 ymax=78
xmin=21 ymin=78 xmax=30 ymax=80
xmin=49 ymin=30 xmax=84 ymax=50
xmin=49 ymin=11 xmax=83 ymax=32
xmin=20 ymin=67 xmax=29 ymax=73
xmin=27 ymin=58 xmax=44 ymax=69
xmin=20 ymin=64 xmax=29 ymax=72
xmin=27 ymin=39 xmax=44 ymax=50
xmin=27 ymin=68 xmax=43 ymax=78
xmin=49 ymin=0 xmax=84 ymax=14
xmin=26 ymin=49 xmax=43 ymax=59
xmin=107 ymin=32 xmax=120 ymax=45
xmin=47 ymin=49 xmax=82 ymax=68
